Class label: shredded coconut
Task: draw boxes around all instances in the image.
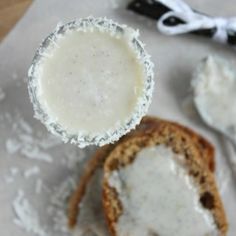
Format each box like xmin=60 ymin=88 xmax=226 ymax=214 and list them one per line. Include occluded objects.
xmin=50 ymin=177 xmax=76 ymax=208
xmin=5 ymin=116 xmax=60 ymax=162
xmin=52 ymin=209 xmax=69 ymax=233
xmin=2 ymin=110 xmax=88 ymax=235
xmin=12 ymin=190 xmax=48 ymax=236
xmin=34 ymin=178 xmax=51 ymax=195
xmin=24 ymin=166 xmax=40 ymax=178
xmin=48 ymin=177 xmax=77 ymax=234
xmin=18 ymin=119 xmax=33 ymax=134
xmin=63 ymin=146 xmax=86 ymax=170
xmin=22 ymin=147 xmax=53 ymax=162
xmin=3 ymin=167 xmax=20 ymax=183
xmin=6 ymin=139 xmax=21 ymax=155
xmin=38 ymin=135 xmax=62 ymax=149
xmin=28 ymin=17 xmax=154 ymax=148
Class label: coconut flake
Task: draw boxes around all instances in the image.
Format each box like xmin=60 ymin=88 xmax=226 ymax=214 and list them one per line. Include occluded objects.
xmin=3 ymin=167 xmax=20 ymax=183
xmin=3 ymin=111 xmax=99 ymax=235
xmin=38 ymin=135 xmax=62 ymax=149
xmin=21 ymin=146 xmax=53 ymax=162
xmin=63 ymin=146 xmax=86 ymax=170
xmin=18 ymin=119 xmax=33 ymax=134
xmin=50 ymin=177 xmax=76 ymax=208
xmin=6 ymin=139 xmax=22 ymax=154
xmin=24 ymin=166 xmax=40 ymax=178
xmin=12 ymin=190 xmax=48 ymax=236
xmin=48 ymin=177 xmax=77 ymax=234
xmin=5 ymin=117 xmax=54 ymax=162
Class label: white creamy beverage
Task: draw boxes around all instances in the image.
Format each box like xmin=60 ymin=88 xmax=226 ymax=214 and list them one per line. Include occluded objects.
xmin=28 ymin=18 xmax=154 ymax=147
xmin=39 ymin=30 xmax=143 ymax=133
xmin=108 ymin=145 xmax=217 ymax=236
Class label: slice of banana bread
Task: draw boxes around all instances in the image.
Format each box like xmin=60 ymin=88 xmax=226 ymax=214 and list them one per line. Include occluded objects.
xmin=103 ymin=119 xmax=227 ymax=235
xmin=68 ymin=116 xmax=216 ymax=231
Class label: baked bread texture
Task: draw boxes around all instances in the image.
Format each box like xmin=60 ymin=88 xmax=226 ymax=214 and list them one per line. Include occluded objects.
xmin=103 ymin=117 xmax=227 ymax=235
xmin=68 ymin=116 xmax=227 ymax=235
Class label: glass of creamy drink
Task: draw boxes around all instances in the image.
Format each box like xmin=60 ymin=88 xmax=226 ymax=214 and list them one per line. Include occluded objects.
xmin=28 ymin=17 xmax=154 ymax=148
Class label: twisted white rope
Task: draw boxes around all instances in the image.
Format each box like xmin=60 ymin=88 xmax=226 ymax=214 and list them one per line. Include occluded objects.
xmin=156 ymin=0 xmax=236 ymax=45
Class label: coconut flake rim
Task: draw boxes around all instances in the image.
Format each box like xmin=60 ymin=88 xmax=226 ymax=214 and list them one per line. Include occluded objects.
xmin=28 ymin=17 xmax=154 ymax=148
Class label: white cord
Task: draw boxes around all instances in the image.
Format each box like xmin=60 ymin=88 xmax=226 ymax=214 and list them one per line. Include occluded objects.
xmin=156 ymin=0 xmax=236 ymax=45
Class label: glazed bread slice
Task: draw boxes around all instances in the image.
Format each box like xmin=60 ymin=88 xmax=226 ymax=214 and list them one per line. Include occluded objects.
xmin=103 ymin=120 xmax=227 ymax=236
xmin=68 ymin=116 xmax=215 ymax=229
xmin=141 ymin=116 xmax=215 ymax=171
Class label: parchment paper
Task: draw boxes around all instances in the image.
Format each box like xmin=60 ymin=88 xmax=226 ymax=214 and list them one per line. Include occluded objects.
xmin=0 ymin=0 xmax=235 ymax=235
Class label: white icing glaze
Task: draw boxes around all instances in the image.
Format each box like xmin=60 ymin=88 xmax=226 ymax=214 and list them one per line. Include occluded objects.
xmin=108 ymin=145 xmax=217 ymax=236
xmin=192 ymin=55 xmax=236 ymax=144
xmin=28 ymin=17 xmax=154 ymax=148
